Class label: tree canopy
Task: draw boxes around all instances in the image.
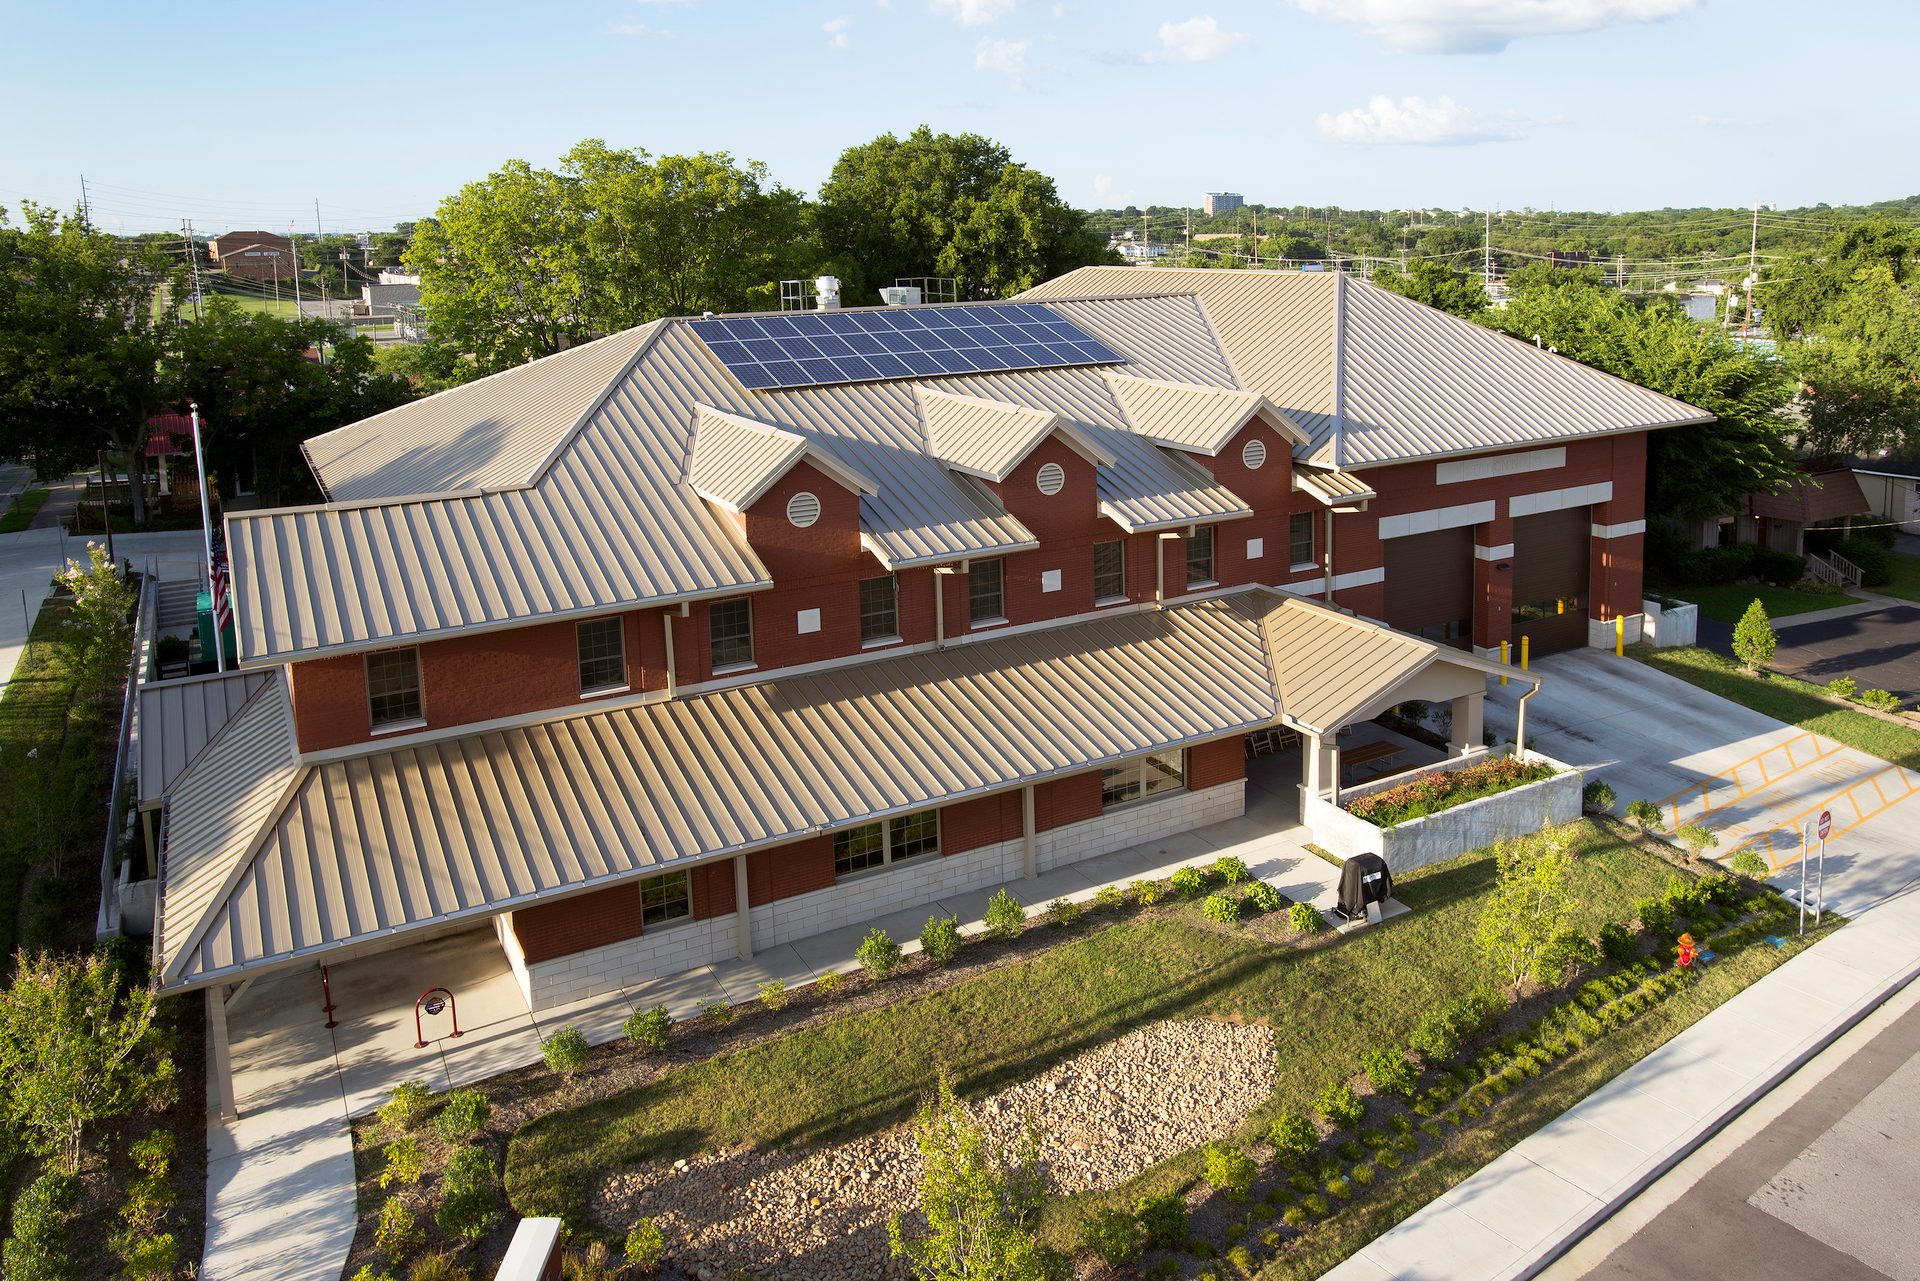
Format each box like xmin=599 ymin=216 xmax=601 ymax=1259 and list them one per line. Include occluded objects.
xmin=1371 ymin=259 xmax=1486 ymax=318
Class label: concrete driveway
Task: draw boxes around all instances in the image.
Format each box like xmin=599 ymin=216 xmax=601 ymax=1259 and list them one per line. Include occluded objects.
xmin=1485 ymin=651 xmax=1920 ymax=918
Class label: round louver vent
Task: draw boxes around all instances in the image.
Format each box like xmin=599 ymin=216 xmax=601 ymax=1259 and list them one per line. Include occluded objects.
xmin=1242 ymin=437 xmax=1269 ymax=470
xmin=786 ymin=491 xmax=821 ymax=528
xmin=1036 ymin=461 xmax=1066 ymax=495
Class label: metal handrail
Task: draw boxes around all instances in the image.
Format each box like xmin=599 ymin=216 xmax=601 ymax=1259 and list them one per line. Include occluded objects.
xmin=94 ymin=567 xmax=153 ymax=941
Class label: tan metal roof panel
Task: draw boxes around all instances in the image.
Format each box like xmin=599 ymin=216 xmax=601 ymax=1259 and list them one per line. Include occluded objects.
xmin=161 ymin=597 xmax=1282 ymax=988
xmin=1293 ymin=464 xmax=1378 ymax=506
xmin=137 ymin=668 xmax=272 ymax=808
xmin=1103 ymin=373 xmax=1308 ymax=455
xmin=687 ymin=406 xmax=879 ymax=512
xmin=1262 ymin=597 xmax=1431 ymax=734
xmin=918 ymin=387 xmax=1115 ymax=482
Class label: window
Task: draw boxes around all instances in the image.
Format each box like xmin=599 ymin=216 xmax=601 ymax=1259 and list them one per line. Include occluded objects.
xmin=366 ymin=648 xmax=422 ymax=729
xmin=1186 ymin=527 xmax=1215 ymax=586
xmin=860 ymin=575 xmax=899 ymax=642
xmin=709 ymin=597 xmax=754 ymax=670
xmin=639 ymin=870 xmax=691 ymax=927
xmin=834 ymin=810 xmax=941 ymax=876
xmin=1102 ymin=751 xmax=1185 ymax=810
xmin=1093 ymin=540 xmax=1126 ymax=602
xmin=1289 ymin=512 xmax=1316 ymax=568
xmin=576 ymin=616 xmax=627 ymax=693
xmin=969 ymin=558 xmax=1004 ymax=625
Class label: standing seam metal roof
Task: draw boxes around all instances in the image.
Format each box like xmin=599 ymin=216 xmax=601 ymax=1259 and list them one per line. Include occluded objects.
xmin=137 ymin=668 xmax=272 ymax=808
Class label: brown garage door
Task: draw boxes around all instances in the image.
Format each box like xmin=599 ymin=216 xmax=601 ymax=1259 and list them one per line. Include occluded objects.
xmin=1384 ymin=526 xmax=1474 ymax=649
xmin=1512 ymin=508 xmax=1589 ymax=655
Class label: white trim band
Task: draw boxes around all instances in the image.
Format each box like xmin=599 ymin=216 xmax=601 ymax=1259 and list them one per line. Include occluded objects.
xmin=1436 ymin=447 xmax=1565 ymax=487
xmin=1509 ymin=481 xmax=1613 ymax=519
xmin=1377 ymin=500 xmax=1497 ymax=541
xmin=1278 ymin=566 xmax=1386 ymax=595
xmin=1475 ymin=543 xmax=1515 ymax=561
xmin=1591 ymin=519 xmax=1646 ymax=539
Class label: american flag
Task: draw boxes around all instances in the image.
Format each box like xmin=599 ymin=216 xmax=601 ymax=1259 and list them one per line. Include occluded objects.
xmin=210 ymin=530 xmax=232 ymax=631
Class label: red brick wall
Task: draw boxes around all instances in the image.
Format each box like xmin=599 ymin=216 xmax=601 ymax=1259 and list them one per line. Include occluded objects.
xmin=511 ymin=884 xmax=642 ymax=963
xmin=942 ymin=792 xmax=1024 ymax=854
xmin=691 ymin=861 xmax=736 ymax=919
xmin=1035 ymin=771 xmax=1104 ymax=831
xmin=1185 ymin=737 xmax=1246 ymax=790
xmin=746 ymin=836 xmax=836 ymax=906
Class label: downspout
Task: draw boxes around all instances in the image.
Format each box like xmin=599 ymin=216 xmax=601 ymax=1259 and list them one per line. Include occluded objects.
xmin=1515 ymin=678 xmax=1542 ymax=757
xmin=663 ymin=601 xmax=689 ymax=699
xmin=1323 ymin=507 xmax=1336 ymax=603
xmin=1022 ymin=785 xmax=1037 ymax=879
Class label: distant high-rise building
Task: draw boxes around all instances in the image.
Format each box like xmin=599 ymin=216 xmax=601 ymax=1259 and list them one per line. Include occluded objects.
xmin=1203 ymin=192 xmax=1244 ymax=216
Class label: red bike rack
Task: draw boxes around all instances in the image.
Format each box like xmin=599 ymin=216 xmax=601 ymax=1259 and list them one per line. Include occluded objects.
xmin=413 ymin=986 xmax=464 ymax=1049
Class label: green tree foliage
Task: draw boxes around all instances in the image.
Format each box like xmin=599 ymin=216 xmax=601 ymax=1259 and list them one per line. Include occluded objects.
xmin=817 ymin=126 xmax=1112 ymax=303
xmin=1474 ymin=831 xmax=1575 ymax=989
xmin=1370 ymin=258 xmax=1487 ymax=318
xmin=0 ymin=949 xmax=156 ymax=1171
xmin=1732 ymin=598 xmax=1778 ymax=671
xmin=373 ymin=340 xmax=473 ymax=394
xmin=1791 ymin=264 xmax=1920 ymax=456
xmin=1764 ymin=215 xmax=1920 ymax=342
xmin=888 ymin=1073 xmax=1063 ymax=1281
xmin=54 ymin=540 xmax=135 ymax=666
xmin=1489 ymin=278 xmax=1798 ymax=521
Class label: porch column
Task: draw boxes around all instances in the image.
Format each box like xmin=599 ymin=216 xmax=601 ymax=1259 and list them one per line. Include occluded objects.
xmin=733 ymin=854 xmax=752 ymax=962
xmin=1021 ymin=785 xmax=1037 ymax=879
xmin=1303 ymin=733 xmax=1339 ymax=801
xmin=207 ymin=986 xmax=238 ymax=1122
xmin=1449 ymin=693 xmax=1484 ymax=757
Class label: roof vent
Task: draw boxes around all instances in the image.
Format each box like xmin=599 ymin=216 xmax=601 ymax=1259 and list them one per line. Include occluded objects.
xmin=786 ymin=491 xmax=821 ymax=528
xmin=1035 ymin=462 xmax=1066 ymax=495
xmin=878 ymin=285 xmax=922 ymax=307
xmin=814 ymin=276 xmax=841 ymax=311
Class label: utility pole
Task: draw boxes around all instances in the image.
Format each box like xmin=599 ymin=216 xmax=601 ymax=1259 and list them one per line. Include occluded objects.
xmin=289 ymin=223 xmax=303 ymax=312
xmin=182 ymin=221 xmax=204 ymax=321
xmin=1483 ymin=209 xmax=1493 ymax=289
xmin=1252 ymin=206 xmax=1260 ymax=267
xmin=79 ymin=173 xmax=91 ymax=224
xmin=1185 ymin=206 xmax=1191 ymax=255
xmin=1745 ymin=203 xmax=1759 ymax=331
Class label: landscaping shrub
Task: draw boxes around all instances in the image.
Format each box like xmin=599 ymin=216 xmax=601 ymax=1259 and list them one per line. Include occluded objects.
xmin=381 ymin=1134 xmax=426 ymax=1188
xmin=1350 ymin=1162 xmax=1376 ymax=1187
xmin=1324 ymin=1175 xmax=1352 ymax=1200
xmin=1135 ymin=1193 xmax=1188 ymax=1249
xmin=4 ymin=1172 xmax=78 ymax=1281
xmin=1244 ymin=881 xmax=1281 ymax=913
xmin=1281 ymin=1206 xmax=1309 ymax=1228
xmin=1288 ymin=901 xmax=1324 ymax=934
xmin=406 ymin=1253 xmax=473 ymax=1281
xmin=1269 ymin=1112 xmax=1319 ymax=1166
xmin=436 ymin=1146 xmax=501 ymax=1239
xmin=542 ymin=1026 xmax=591 ymax=1079
xmin=625 ymin=1218 xmax=667 ymax=1273
xmin=1300 ymin=1193 xmax=1330 ymax=1218
xmin=1129 ymin=878 xmax=1163 ymax=906
xmin=1752 ymin=549 xmax=1806 ymax=586
xmin=1836 ymin=537 xmax=1892 ymax=586
xmin=1094 ymin=885 xmax=1125 ymax=911
xmin=1732 ymin=598 xmax=1777 ymax=671
xmin=1625 ymin=799 xmax=1663 ymax=832
xmin=1582 ymin=778 xmax=1616 ymax=814
xmin=1535 ymin=929 xmax=1602 ymax=985
xmin=857 ymin=927 xmax=903 ymax=978
xmin=379 ymin=1080 xmax=435 ymax=1134
xmin=1862 ymin=688 xmax=1901 ymax=711
xmin=1345 ymin=755 xmax=1554 ymax=827
xmin=1409 ymin=984 xmax=1503 ymax=1063
xmin=1212 ymin=855 xmax=1250 ymax=885
xmin=433 ymin=1088 xmax=489 ymax=1142
xmin=1202 ymin=892 xmax=1240 ymax=926
xmin=814 ymin=971 xmax=844 ymax=999
xmin=1377 ymin=1147 xmax=1404 ymax=1169
xmin=702 ymin=998 xmax=733 ymax=1025
xmin=376 ymin=1196 xmax=425 ymax=1263
xmin=1729 ymin=850 xmax=1769 ymax=879
xmin=1697 ymin=871 xmax=1740 ymax=905
xmin=1336 ymin=1139 xmax=1365 ymax=1162
xmin=1315 ymin=1082 xmax=1365 ymax=1129
xmin=1675 ymin=824 xmax=1720 ymax=860
xmin=919 ymin=914 xmax=962 ymax=965
xmin=1360 ymin=1047 xmax=1418 ymax=1096
xmin=1597 ymin=922 xmax=1637 ymax=966
xmin=1203 ymin=1141 xmax=1256 ymax=1200
xmin=1171 ymin=866 xmax=1208 ymax=898
xmin=983 ymin=888 xmax=1025 ymax=939
xmin=1080 ymin=1208 xmax=1146 ymax=1264
xmin=1663 ymin=873 xmax=1706 ymax=918
xmin=758 ymin=978 xmax=788 ymax=1011
xmin=1047 ymin=897 xmax=1083 ymax=927
xmin=624 ymin=1005 xmax=673 ymax=1052
xmin=1828 ymin=675 xmax=1858 ymax=699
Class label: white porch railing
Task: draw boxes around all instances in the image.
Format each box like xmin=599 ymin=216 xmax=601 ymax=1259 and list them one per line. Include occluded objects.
xmin=1807 ymin=550 xmax=1863 ymax=589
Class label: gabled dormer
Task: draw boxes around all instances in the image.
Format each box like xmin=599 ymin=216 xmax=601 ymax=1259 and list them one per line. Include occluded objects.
xmin=917 ymin=387 xmax=1117 ymax=540
xmin=1104 ymin=373 xmax=1309 ymax=512
xmin=688 ymin=405 xmax=879 ymax=580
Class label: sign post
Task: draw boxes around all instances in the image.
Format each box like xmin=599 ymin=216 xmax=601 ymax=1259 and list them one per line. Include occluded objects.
xmin=1798 ymin=820 xmax=1810 ymax=936
xmin=1816 ymin=809 xmax=1831 ymax=926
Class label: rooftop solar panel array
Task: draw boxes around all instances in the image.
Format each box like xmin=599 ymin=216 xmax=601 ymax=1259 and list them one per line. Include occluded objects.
xmin=690 ymin=302 xmax=1126 ymax=391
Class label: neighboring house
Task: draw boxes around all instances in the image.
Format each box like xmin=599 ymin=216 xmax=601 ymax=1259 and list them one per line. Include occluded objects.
xmin=1699 ymin=465 xmax=1871 ymax=555
xmin=207 ymin=230 xmax=295 ymax=282
xmin=140 ymin=267 xmax=1708 ymax=1100
xmin=358 ymin=281 xmax=421 ymax=313
xmin=1847 ymin=455 xmax=1920 ymax=531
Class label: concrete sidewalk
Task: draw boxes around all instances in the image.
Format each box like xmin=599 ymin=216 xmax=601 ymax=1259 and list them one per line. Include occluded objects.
xmin=1324 ymin=888 xmax=1920 ymax=1281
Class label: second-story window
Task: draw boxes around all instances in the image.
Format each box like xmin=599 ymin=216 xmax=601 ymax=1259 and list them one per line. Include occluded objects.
xmin=1186 ymin=526 xmax=1215 ymax=587
xmin=577 ymin=616 xmax=627 ymax=694
xmin=969 ymin=558 xmax=1004 ymax=625
xmin=860 ymin=575 xmax=899 ymax=642
xmin=366 ymin=647 xmax=423 ymax=729
xmin=1289 ymin=512 xmax=1316 ymax=568
xmin=1093 ymin=539 xmax=1126 ymax=602
xmin=709 ymin=597 xmax=754 ymax=670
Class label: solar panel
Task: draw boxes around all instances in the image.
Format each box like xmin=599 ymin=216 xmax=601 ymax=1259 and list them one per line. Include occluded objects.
xmin=690 ymin=303 xmax=1126 ymax=391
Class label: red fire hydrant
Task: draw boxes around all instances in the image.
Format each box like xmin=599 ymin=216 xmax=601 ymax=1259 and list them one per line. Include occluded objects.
xmin=1676 ymin=932 xmax=1698 ymax=968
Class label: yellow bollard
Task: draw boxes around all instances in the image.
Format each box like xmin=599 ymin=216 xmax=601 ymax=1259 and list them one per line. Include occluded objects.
xmin=1521 ymin=634 xmax=1530 ymax=671
xmin=1615 ymin=613 xmax=1625 ymax=657
xmin=1499 ymin=639 xmax=1509 ymax=685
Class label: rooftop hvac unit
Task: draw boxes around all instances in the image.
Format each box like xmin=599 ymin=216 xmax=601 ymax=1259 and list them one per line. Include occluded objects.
xmin=878 ymin=285 xmax=922 ymax=307
xmin=814 ymin=275 xmax=841 ymax=310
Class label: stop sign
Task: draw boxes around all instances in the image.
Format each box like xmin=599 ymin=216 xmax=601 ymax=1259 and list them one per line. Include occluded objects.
xmin=1817 ymin=809 xmax=1832 ymax=840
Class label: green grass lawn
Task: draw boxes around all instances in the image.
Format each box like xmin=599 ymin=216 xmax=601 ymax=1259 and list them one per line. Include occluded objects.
xmin=1674 ymin=582 xmax=1858 ymax=624
xmin=1874 ymin=553 xmax=1920 ymax=603
xmin=1632 ymin=645 xmax=1920 ymax=770
xmin=504 ymin=823 xmax=1676 ymax=1233
xmin=0 ymin=488 xmax=49 ymax=534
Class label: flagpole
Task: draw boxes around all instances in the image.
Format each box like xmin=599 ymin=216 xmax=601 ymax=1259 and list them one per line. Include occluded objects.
xmin=189 ymin=401 xmax=227 ymax=672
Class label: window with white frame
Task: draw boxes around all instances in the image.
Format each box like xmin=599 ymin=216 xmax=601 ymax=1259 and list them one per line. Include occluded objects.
xmin=1093 ymin=539 xmax=1126 ymax=601
xmin=366 ymin=647 xmax=423 ymax=729
xmin=859 ymin=574 xmax=899 ymax=642
xmin=1100 ymin=751 xmax=1185 ymax=810
xmin=639 ymin=869 xmax=691 ymax=927
xmin=576 ymin=616 xmax=627 ymax=693
xmin=833 ymin=810 xmax=941 ymax=876
xmin=969 ymin=558 xmax=1004 ymax=624
xmin=1186 ymin=527 xmax=1215 ymax=586
xmin=709 ymin=596 xmax=754 ymax=669
xmin=1288 ymin=512 xmax=1315 ymax=568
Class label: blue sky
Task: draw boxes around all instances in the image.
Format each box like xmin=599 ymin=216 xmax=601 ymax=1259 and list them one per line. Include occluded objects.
xmin=4 ymin=0 xmax=1915 ymax=236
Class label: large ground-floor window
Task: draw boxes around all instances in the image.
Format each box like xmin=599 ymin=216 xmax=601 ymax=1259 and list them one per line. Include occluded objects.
xmin=834 ymin=810 xmax=941 ymax=877
xmin=1101 ymin=750 xmax=1185 ymax=810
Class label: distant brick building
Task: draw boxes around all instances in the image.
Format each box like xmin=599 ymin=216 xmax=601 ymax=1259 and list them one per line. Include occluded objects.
xmin=208 ymin=230 xmax=295 ymax=282
xmin=1203 ymin=192 xmax=1244 ymax=216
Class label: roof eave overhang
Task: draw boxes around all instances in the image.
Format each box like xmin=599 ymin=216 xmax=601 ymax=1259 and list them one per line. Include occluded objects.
xmin=1331 ymin=414 xmax=1717 ymax=473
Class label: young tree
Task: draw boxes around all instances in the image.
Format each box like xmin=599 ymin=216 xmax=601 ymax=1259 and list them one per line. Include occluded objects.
xmin=1732 ymin=598 xmax=1778 ymax=671
xmin=55 ymin=540 xmax=135 ymax=659
xmin=1790 ymin=264 xmax=1920 ymax=457
xmin=1474 ymin=831 xmax=1575 ymax=989
xmin=1372 ymin=259 xmax=1487 ymax=318
xmin=0 ymin=950 xmax=157 ymax=1172
xmin=889 ymin=1074 xmax=1063 ymax=1281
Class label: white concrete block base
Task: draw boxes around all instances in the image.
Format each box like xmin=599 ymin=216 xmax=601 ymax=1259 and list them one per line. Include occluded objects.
xmin=1587 ymin=613 xmax=1646 ymax=649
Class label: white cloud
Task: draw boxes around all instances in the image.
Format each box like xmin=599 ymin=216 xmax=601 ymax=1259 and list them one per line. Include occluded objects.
xmin=610 ymin=22 xmax=673 ymax=37
xmin=824 ymin=15 xmax=854 ymax=48
xmin=934 ymin=0 xmax=1016 ymax=25
xmin=1145 ymin=15 xmax=1248 ymax=62
xmin=1293 ymin=0 xmax=1695 ymax=53
xmin=974 ymin=36 xmax=1030 ymax=85
xmin=1092 ymin=173 xmax=1113 ymax=199
xmin=1316 ymin=95 xmax=1528 ymax=145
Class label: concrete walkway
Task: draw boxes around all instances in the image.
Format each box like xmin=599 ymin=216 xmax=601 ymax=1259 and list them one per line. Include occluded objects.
xmin=202 ymin=763 xmax=1342 ymax=1281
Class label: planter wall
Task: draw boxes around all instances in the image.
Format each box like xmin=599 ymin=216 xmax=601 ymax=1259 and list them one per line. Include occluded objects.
xmin=1642 ymin=599 xmax=1698 ymax=648
xmin=1304 ymin=750 xmax=1583 ymax=874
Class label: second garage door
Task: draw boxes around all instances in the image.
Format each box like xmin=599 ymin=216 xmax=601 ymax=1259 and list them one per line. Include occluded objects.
xmin=1512 ymin=508 xmax=1590 ymax=655
xmin=1384 ymin=526 xmax=1474 ymax=649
